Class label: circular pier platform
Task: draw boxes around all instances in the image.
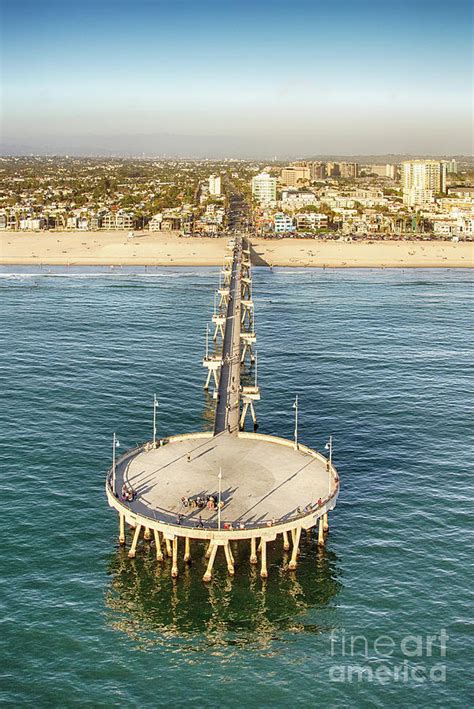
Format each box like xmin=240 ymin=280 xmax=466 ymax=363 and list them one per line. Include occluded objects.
xmin=107 ymin=432 xmax=338 ymax=542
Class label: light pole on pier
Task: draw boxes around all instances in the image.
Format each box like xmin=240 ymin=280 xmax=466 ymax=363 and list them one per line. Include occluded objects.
xmin=218 ymin=468 xmax=222 ymax=530
xmin=325 ymin=435 xmax=333 ymax=494
xmin=153 ymin=394 xmax=158 ymax=446
xmin=205 ymin=324 xmax=209 ymax=360
xmin=293 ymin=395 xmax=299 ymax=450
xmin=112 ymin=432 xmax=120 ymax=494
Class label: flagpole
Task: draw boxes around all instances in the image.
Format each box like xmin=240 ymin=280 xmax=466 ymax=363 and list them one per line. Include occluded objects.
xmin=218 ymin=468 xmax=222 ymax=530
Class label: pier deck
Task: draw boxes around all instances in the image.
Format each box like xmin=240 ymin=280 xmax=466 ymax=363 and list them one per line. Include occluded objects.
xmin=213 ymin=239 xmax=242 ymax=434
xmin=114 ymin=432 xmax=335 ymax=532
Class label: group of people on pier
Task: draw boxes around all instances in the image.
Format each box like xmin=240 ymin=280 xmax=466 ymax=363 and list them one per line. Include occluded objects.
xmin=121 ymin=483 xmax=135 ymax=502
xmin=180 ymin=495 xmax=225 ymax=511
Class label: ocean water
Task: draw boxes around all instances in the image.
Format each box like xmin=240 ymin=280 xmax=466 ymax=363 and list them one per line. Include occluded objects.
xmin=0 ymin=265 xmax=473 ymax=707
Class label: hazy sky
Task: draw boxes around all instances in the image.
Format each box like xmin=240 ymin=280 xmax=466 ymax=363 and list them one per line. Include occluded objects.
xmin=1 ymin=0 xmax=472 ymax=156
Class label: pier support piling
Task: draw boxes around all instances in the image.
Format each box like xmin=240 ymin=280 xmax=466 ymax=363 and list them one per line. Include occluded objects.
xmin=203 ymin=543 xmax=218 ymax=582
xmin=119 ymin=513 xmax=125 ymax=545
xmin=250 ymin=537 xmax=258 ymax=564
xmin=288 ymin=527 xmax=301 ymax=570
xmin=283 ymin=530 xmax=290 ymax=551
xmin=144 ymin=527 xmax=151 ymax=540
xmin=260 ymin=539 xmax=268 ymax=578
xmin=165 ymin=537 xmax=172 ymax=558
xmin=291 ymin=528 xmax=301 ymax=556
xmin=171 ymin=537 xmax=179 ymax=577
xmin=318 ymin=517 xmax=325 ymax=546
xmin=184 ymin=537 xmax=191 ymax=563
xmin=153 ymin=529 xmax=164 ymax=561
xmin=128 ymin=524 xmax=142 ymax=559
xmin=323 ymin=512 xmax=329 ymax=533
xmin=224 ymin=542 xmax=235 ymax=575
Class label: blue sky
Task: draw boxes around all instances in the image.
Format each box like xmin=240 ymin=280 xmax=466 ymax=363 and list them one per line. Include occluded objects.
xmin=1 ymin=0 xmax=472 ymax=156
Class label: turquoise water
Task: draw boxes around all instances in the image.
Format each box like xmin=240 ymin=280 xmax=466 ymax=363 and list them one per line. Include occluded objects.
xmin=1 ymin=266 xmax=473 ymax=707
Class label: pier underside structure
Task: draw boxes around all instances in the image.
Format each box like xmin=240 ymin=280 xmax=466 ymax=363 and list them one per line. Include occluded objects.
xmin=106 ymin=234 xmax=340 ymax=580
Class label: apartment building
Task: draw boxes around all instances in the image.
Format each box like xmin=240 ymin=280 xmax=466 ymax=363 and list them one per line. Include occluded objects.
xmin=280 ymin=166 xmax=310 ymax=188
xmin=208 ymin=174 xmax=222 ymax=196
xmin=251 ymin=172 xmax=277 ymax=204
xmin=273 ymin=213 xmax=294 ymax=233
xmin=102 ymin=210 xmax=135 ymax=230
xmin=402 ymin=160 xmax=447 ymax=206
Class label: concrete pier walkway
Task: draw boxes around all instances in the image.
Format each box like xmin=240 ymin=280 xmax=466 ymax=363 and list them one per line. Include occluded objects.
xmin=213 ymin=238 xmax=243 ymax=435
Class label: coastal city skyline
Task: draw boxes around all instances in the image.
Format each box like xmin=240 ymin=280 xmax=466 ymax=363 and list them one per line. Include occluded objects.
xmin=1 ymin=0 xmax=473 ymax=157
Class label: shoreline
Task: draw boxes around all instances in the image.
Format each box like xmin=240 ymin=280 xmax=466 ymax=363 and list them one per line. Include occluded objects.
xmin=1 ymin=231 xmax=472 ymax=268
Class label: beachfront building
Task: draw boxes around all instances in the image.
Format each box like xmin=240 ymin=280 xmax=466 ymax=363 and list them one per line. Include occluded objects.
xmin=208 ymin=174 xmax=222 ymax=196
xmin=0 ymin=210 xmax=17 ymax=229
xmin=148 ymin=214 xmax=163 ymax=231
xmin=251 ymin=172 xmax=277 ymax=204
xmin=161 ymin=215 xmax=181 ymax=231
xmin=102 ymin=210 xmax=135 ymax=230
xmin=273 ymin=213 xmax=294 ymax=233
xmin=432 ymin=216 xmax=473 ymax=238
xmin=19 ymin=217 xmax=45 ymax=230
xmin=402 ymin=160 xmax=447 ymax=207
xmin=66 ymin=215 xmax=90 ymax=230
xmin=295 ymin=212 xmax=328 ymax=231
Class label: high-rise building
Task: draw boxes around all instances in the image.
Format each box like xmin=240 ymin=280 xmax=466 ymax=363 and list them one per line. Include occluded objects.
xmin=445 ymin=159 xmax=458 ymax=174
xmin=280 ymin=166 xmax=311 ymax=188
xmin=208 ymin=174 xmax=222 ymax=196
xmin=310 ymin=162 xmax=326 ymax=180
xmin=251 ymin=172 xmax=277 ymax=203
xmin=339 ymin=162 xmax=359 ymax=178
xmin=402 ymin=160 xmax=447 ymax=206
xmin=326 ymin=162 xmax=340 ymax=177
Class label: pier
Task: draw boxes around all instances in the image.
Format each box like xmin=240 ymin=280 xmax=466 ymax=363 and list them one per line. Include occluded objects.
xmin=106 ymin=234 xmax=340 ymax=581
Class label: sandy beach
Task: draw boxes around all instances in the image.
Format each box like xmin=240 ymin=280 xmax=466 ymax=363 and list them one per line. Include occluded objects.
xmin=0 ymin=231 xmax=472 ymax=268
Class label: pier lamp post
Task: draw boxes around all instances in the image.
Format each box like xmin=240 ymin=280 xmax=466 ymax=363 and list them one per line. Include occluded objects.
xmin=218 ymin=468 xmax=222 ymax=530
xmin=112 ymin=433 xmax=120 ymax=494
xmin=205 ymin=324 xmax=209 ymax=360
xmin=325 ymin=435 xmax=333 ymax=492
xmin=293 ymin=395 xmax=299 ymax=450
xmin=153 ymin=394 xmax=158 ymax=446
